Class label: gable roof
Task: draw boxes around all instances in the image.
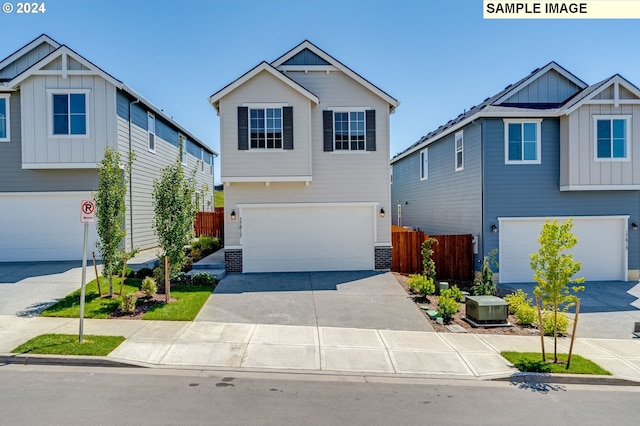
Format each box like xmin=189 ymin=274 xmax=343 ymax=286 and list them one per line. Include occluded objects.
xmin=391 ymin=62 xmax=589 ymax=164
xmin=272 ymin=40 xmax=399 ymax=112
xmin=208 ymin=61 xmax=319 ymax=112
xmin=561 ymin=74 xmax=640 ymax=114
xmin=1 ymin=35 xmax=216 ymax=156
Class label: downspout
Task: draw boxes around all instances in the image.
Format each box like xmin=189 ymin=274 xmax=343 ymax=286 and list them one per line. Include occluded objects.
xmin=128 ymin=98 xmax=140 ymax=251
xmin=480 ymin=120 xmax=485 ymax=270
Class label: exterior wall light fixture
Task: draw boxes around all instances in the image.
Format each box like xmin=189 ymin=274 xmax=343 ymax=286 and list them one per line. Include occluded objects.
xmin=380 ymin=208 xmax=385 ymax=218
xmin=230 ymin=210 xmax=237 ymax=220
xmin=633 ymin=222 xmax=638 ymax=231
xmin=491 ymin=224 xmax=498 ymax=233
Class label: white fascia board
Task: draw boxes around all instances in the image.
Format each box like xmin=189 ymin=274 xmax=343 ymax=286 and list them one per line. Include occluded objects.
xmin=560 ymin=184 xmax=640 ymax=191
xmin=272 ymin=41 xmax=399 ymax=111
xmin=0 ymin=34 xmax=60 ymax=72
xmin=22 ymin=162 xmax=97 ymax=169
xmin=208 ymin=62 xmax=319 ymax=111
xmin=498 ymin=215 xmax=630 ymax=222
xmin=390 ymin=109 xmax=560 ymax=165
xmin=493 ymin=62 xmax=588 ymax=105
xmin=562 ymin=75 xmax=640 ymax=115
xmin=238 ymin=202 xmax=378 ymax=209
xmin=222 ymin=176 xmax=312 ymax=183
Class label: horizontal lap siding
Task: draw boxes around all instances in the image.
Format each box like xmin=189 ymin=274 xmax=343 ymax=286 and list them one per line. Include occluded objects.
xmin=483 ymin=117 xmax=639 ymax=271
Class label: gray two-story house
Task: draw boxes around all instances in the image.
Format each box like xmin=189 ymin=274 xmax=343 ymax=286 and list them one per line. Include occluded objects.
xmin=209 ymin=41 xmax=399 ymax=273
xmin=0 ymin=34 xmax=217 ymax=261
xmin=391 ymin=62 xmax=639 ymax=283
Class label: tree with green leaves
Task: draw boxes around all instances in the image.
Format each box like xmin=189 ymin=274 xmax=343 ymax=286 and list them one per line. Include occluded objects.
xmin=421 ymin=237 xmax=438 ymax=280
xmin=153 ymin=156 xmax=198 ymax=301
xmin=94 ymin=146 xmax=129 ymax=298
xmin=530 ymin=218 xmax=585 ymax=363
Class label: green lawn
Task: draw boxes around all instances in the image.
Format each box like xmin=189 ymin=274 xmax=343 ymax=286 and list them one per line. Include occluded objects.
xmin=12 ymin=334 xmax=125 ymax=356
xmin=214 ymin=190 xmax=224 ymax=207
xmin=501 ymin=351 xmax=611 ymax=375
xmin=41 ymin=277 xmax=141 ymax=319
xmin=40 ymin=277 xmax=213 ymax=321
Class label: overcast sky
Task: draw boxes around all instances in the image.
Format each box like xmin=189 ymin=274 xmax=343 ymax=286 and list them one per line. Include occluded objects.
xmin=3 ymin=0 xmax=640 ymax=183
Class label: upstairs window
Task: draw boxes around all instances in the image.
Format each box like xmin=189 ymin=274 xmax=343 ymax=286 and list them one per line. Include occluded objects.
xmin=504 ymin=119 xmax=541 ymax=164
xmin=147 ymin=113 xmax=155 ymax=153
xmin=334 ymin=111 xmax=365 ymax=151
xmin=52 ymin=92 xmax=87 ymax=136
xmin=250 ymin=108 xmax=282 ymax=149
xmin=595 ymin=116 xmax=629 ymax=160
xmin=420 ymin=148 xmax=428 ymax=180
xmin=180 ymin=134 xmax=187 ymax=165
xmin=0 ymin=94 xmax=9 ymax=141
xmin=455 ymin=131 xmax=464 ymax=171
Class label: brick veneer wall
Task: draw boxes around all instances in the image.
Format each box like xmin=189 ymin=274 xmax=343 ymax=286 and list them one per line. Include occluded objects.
xmin=374 ymin=246 xmax=392 ymax=270
xmin=224 ymin=249 xmax=243 ymax=272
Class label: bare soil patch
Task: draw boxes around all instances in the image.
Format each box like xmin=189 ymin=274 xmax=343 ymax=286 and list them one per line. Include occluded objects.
xmin=108 ymin=291 xmax=177 ymax=320
xmin=393 ymin=272 xmax=541 ymax=336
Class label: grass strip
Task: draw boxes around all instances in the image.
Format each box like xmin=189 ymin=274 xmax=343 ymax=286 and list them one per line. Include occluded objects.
xmin=501 ymin=351 xmax=611 ymax=375
xmin=12 ymin=334 xmax=125 ymax=356
xmin=142 ymin=285 xmax=212 ymax=321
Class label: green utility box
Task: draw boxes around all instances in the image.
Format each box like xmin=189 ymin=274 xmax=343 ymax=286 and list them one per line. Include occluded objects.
xmin=465 ymin=296 xmax=508 ymax=323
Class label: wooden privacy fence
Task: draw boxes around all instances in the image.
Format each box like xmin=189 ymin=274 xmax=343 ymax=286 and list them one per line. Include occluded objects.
xmin=194 ymin=207 xmax=224 ymax=240
xmin=392 ymin=225 xmax=473 ymax=281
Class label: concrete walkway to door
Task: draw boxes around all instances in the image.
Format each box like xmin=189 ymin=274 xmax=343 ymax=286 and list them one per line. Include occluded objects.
xmin=196 ymin=271 xmax=434 ymax=332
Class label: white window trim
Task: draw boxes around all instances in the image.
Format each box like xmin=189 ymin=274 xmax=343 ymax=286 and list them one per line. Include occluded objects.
xmin=420 ymin=148 xmax=428 ymax=180
xmin=248 ymin=106 xmax=284 ymax=151
xmin=390 ymin=164 xmax=393 ymax=185
xmin=503 ymin=119 xmax=542 ymax=165
xmin=201 ymin=148 xmax=205 ymax=173
xmin=0 ymin=94 xmax=10 ymax=142
xmin=147 ymin=112 xmax=156 ymax=153
xmin=333 ymin=109 xmax=367 ymax=152
xmin=593 ymin=115 xmax=631 ymax=162
xmin=179 ymin=134 xmax=187 ymax=165
xmin=455 ymin=130 xmax=464 ymax=171
xmin=47 ymin=89 xmax=90 ymax=139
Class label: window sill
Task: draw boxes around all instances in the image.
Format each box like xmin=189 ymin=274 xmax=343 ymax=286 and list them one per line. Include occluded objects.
xmin=330 ymin=151 xmax=370 ymax=155
xmin=245 ymin=149 xmax=289 ymax=153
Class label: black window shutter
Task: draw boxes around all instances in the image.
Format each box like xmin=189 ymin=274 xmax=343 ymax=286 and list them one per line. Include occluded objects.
xmin=283 ymin=106 xmax=293 ymax=150
xmin=237 ymin=106 xmax=248 ymax=150
xmin=323 ymin=110 xmax=333 ymax=152
xmin=366 ymin=109 xmax=376 ymax=151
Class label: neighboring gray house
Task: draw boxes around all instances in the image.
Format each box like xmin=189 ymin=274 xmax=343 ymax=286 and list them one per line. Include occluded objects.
xmin=391 ymin=62 xmax=639 ymax=283
xmin=0 ymin=34 xmax=217 ymax=261
xmin=209 ymin=41 xmax=399 ymax=273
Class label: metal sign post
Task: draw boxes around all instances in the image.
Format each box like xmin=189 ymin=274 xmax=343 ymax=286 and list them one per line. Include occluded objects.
xmin=79 ymin=200 xmax=96 ymax=343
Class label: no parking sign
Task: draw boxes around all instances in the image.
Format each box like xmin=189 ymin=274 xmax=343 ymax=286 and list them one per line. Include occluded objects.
xmin=80 ymin=200 xmax=96 ymax=223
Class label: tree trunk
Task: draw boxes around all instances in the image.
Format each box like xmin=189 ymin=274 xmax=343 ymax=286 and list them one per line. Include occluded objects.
xmin=553 ymin=306 xmax=558 ymax=363
xmin=108 ymin=275 xmax=113 ymax=298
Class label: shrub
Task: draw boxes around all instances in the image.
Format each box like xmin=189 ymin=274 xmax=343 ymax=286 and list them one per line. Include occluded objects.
xmin=191 ymin=272 xmax=216 ymax=286
xmin=120 ymin=293 xmax=137 ymax=314
xmin=538 ymin=310 xmax=570 ymax=335
xmin=191 ymin=236 xmax=220 ymax=255
xmin=504 ymin=289 xmax=533 ymax=315
xmin=421 ymin=238 xmax=438 ymax=280
xmin=141 ymin=277 xmax=157 ymax=297
xmin=407 ymin=274 xmax=435 ymax=296
xmin=437 ymin=295 xmax=459 ymax=322
xmin=514 ymin=303 xmax=537 ymax=326
xmin=172 ymin=272 xmax=190 ymax=285
xmin=136 ymin=267 xmax=154 ymax=279
xmin=442 ymin=286 xmax=463 ymax=303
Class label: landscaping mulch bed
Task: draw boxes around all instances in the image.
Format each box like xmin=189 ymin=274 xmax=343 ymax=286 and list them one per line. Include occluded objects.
xmin=393 ymin=272 xmax=547 ymax=336
xmin=108 ymin=291 xmax=177 ymax=320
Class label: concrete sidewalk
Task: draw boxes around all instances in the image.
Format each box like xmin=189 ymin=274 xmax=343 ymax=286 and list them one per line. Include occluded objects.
xmin=2 ymin=315 xmax=640 ymax=382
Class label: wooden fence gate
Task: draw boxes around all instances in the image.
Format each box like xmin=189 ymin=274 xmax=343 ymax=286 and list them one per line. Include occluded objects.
xmin=194 ymin=207 xmax=224 ymax=240
xmin=391 ymin=225 xmax=473 ymax=281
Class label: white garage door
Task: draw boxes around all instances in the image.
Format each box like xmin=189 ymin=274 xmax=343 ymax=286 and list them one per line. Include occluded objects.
xmin=499 ymin=216 xmax=628 ymax=283
xmin=241 ymin=204 xmax=375 ymax=273
xmin=0 ymin=192 xmax=100 ymax=261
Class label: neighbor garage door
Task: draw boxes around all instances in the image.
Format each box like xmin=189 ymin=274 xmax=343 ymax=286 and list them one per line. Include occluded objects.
xmin=498 ymin=216 xmax=628 ymax=283
xmin=240 ymin=204 xmax=375 ymax=273
xmin=0 ymin=192 xmax=100 ymax=261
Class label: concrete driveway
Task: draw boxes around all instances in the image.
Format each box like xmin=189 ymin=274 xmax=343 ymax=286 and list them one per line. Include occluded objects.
xmin=0 ymin=261 xmax=87 ymax=316
xmin=196 ymin=271 xmax=434 ymax=332
xmin=500 ymin=280 xmax=640 ymax=339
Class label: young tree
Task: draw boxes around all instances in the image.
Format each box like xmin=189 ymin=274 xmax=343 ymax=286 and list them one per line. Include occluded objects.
xmin=153 ymin=157 xmax=198 ymax=301
xmin=94 ymin=146 xmax=129 ymax=298
xmin=421 ymin=237 xmax=438 ymax=280
xmin=530 ymin=218 xmax=585 ymax=363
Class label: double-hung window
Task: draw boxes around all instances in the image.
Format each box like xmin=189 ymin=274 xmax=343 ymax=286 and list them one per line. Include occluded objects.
xmin=420 ymin=148 xmax=428 ymax=180
xmin=455 ymin=131 xmax=464 ymax=171
xmin=250 ymin=108 xmax=282 ymax=149
xmin=595 ymin=116 xmax=629 ymax=161
xmin=179 ymin=134 xmax=187 ymax=165
xmin=51 ymin=91 xmax=88 ymax=136
xmin=147 ymin=113 xmax=155 ymax=152
xmin=504 ymin=119 xmax=541 ymax=164
xmin=0 ymin=94 xmax=9 ymax=142
xmin=334 ymin=111 xmax=365 ymax=151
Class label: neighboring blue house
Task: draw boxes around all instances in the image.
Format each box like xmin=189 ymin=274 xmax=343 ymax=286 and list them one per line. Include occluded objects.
xmin=391 ymin=62 xmax=640 ymax=283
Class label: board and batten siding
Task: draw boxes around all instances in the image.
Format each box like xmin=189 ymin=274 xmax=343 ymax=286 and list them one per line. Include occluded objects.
xmin=0 ymin=42 xmax=56 ymax=80
xmin=561 ymin=104 xmax=640 ymax=188
xmin=19 ymin=75 xmax=118 ymax=166
xmin=0 ymin=91 xmax=98 ymax=192
xmin=502 ymin=69 xmax=582 ymax=104
xmin=219 ymin=70 xmax=312 ymax=179
xmin=482 ymin=117 xmax=639 ymax=273
xmin=391 ymin=122 xmax=483 ymax=267
xmin=223 ymin=70 xmax=391 ymax=247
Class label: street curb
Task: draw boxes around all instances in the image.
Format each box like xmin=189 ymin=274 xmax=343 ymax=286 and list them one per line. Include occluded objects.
xmin=0 ymin=354 xmax=142 ymax=368
xmin=492 ymin=372 xmax=640 ymax=386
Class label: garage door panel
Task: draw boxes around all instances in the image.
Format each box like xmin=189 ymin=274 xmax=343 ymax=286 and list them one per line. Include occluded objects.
xmin=499 ymin=217 xmax=627 ymax=283
xmin=242 ymin=206 xmax=374 ymax=273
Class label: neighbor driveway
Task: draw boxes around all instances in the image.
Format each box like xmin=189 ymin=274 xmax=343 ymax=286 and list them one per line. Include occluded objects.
xmin=196 ymin=271 xmax=434 ymax=332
